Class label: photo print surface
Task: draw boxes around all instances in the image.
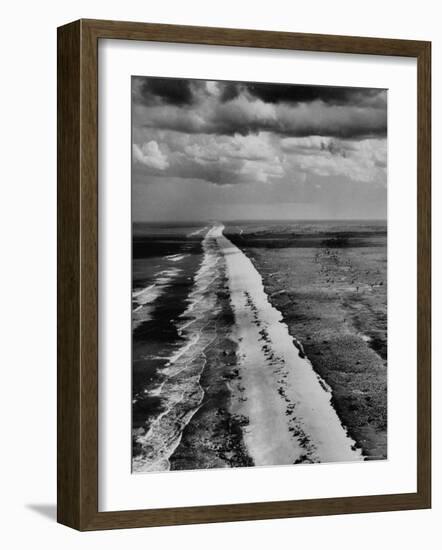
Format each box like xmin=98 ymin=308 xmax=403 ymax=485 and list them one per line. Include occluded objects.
xmin=131 ymin=76 xmax=387 ymax=473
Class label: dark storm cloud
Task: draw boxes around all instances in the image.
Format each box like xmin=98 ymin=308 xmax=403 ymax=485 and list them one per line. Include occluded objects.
xmin=135 ymin=100 xmax=387 ymax=139
xmin=133 ymin=77 xmax=386 ymax=139
xmin=132 ymin=77 xmax=387 ymax=221
xmin=220 ymin=83 xmax=242 ymax=102
xmin=220 ymin=82 xmax=386 ymax=107
xmin=134 ymin=77 xmax=386 ymax=109
xmin=133 ymin=76 xmax=199 ymax=107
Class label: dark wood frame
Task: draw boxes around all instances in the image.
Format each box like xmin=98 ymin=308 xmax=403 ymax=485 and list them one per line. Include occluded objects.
xmin=57 ymin=18 xmax=431 ymax=531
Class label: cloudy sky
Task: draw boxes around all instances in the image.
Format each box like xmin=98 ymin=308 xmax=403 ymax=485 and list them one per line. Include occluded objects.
xmin=132 ymin=77 xmax=387 ymax=222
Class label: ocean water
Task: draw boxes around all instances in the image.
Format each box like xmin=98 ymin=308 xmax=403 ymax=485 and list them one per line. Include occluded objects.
xmin=132 ymin=222 xmax=221 ymax=471
xmin=132 ymin=220 xmax=387 ymax=471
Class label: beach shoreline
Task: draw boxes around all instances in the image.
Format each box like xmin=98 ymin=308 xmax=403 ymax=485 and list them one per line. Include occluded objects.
xmin=170 ymin=243 xmax=253 ymax=470
xmin=133 ymin=221 xmax=387 ymax=472
xmin=227 ymin=225 xmax=387 ymax=460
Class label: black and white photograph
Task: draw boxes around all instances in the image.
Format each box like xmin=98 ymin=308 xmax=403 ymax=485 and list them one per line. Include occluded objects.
xmin=0 ymin=0 xmax=436 ymax=541
xmin=131 ymin=76 xmax=388 ymax=473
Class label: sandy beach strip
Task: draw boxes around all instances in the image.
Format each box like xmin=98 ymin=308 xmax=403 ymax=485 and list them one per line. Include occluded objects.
xmin=216 ymin=224 xmax=362 ymax=466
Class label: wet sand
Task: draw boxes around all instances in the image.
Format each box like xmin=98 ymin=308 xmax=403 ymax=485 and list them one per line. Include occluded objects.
xmin=169 ymin=229 xmax=252 ymax=470
xmin=170 ymin=276 xmax=253 ymax=470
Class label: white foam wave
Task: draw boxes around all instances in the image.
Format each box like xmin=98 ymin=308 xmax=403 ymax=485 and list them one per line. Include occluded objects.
xmin=187 ymin=226 xmax=208 ymax=237
xmin=166 ymin=254 xmax=188 ymax=262
xmin=132 ymin=268 xmax=182 ymax=329
xmin=133 ymin=226 xmax=223 ymax=473
xmin=133 ymin=284 xmax=162 ymax=306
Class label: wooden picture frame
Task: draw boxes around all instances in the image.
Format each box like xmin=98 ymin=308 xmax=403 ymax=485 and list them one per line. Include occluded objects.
xmin=57 ymin=18 xmax=431 ymax=531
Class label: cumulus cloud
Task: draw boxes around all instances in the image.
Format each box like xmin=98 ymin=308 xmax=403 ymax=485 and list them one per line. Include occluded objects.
xmin=133 ymin=92 xmax=386 ymax=139
xmin=133 ymin=131 xmax=284 ymax=185
xmin=133 ymin=140 xmax=169 ymax=170
xmin=280 ymin=137 xmax=387 ymax=183
xmin=281 ymin=136 xmax=357 ymax=156
xmin=184 ymin=133 xmax=275 ymax=163
xmin=132 ymin=76 xmax=387 ymax=196
xmin=133 ymin=128 xmax=385 ymax=187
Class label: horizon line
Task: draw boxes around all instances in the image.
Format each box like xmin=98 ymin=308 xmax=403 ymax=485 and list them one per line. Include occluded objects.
xmin=133 ymin=218 xmax=388 ymax=223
